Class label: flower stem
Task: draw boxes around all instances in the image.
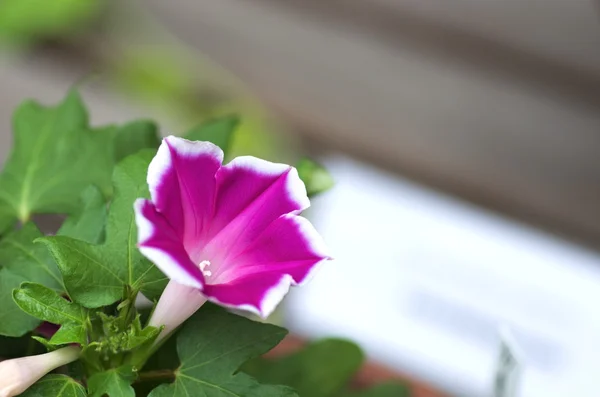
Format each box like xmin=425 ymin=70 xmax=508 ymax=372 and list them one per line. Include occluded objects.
xmin=136 ymin=369 xmax=176 ymax=383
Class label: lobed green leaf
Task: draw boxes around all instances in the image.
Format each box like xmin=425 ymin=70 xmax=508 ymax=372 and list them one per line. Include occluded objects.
xmin=147 ymin=304 xmax=296 ymax=397
xmin=88 ymin=365 xmax=137 ymax=397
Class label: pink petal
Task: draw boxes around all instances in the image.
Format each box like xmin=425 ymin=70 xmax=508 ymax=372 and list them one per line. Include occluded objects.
xmin=147 ymin=136 xmax=223 ymax=249
xmin=203 ymin=214 xmax=330 ymax=317
xmin=134 ymin=199 xmax=204 ymax=289
xmin=200 ymin=156 xmax=310 ymax=263
xmin=203 ymin=273 xmax=294 ymax=318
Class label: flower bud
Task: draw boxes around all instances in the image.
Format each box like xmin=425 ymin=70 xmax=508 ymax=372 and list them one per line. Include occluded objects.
xmin=0 ymin=346 xmax=80 ymax=397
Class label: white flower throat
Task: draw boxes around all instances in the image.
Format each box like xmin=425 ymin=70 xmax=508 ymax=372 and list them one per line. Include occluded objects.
xmin=199 ymin=260 xmax=212 ymax=277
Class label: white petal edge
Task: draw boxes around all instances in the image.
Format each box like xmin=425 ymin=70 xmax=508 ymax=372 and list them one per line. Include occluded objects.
xmin=134 ymin=199 xmax=203 ymax=290
xmin=147 ymin=135 xmax=224 ymax=204
xmin=223 ymin=156 xmax=311 ymax=212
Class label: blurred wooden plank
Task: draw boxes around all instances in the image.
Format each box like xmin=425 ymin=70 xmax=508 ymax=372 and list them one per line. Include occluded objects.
xmin=145 ymin=0 xmax=600 ymax=247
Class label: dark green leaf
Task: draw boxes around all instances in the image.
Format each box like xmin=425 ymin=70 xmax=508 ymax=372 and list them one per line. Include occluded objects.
xmin=57 ymin=185 xmax=107 ymax=244
xmin=184 ymin=115 xmax=238 ymax=154
xmin=88 ymin=365 xmax=137 ymax=397
xmin=40 ymin=151 xmax=167 ymax=308
xmin=244 ymin=339 xmax=363 ymax=397
xmin=20 ymin=374 xmax=86 ymax=397
xmin=113 ymin=120 xmax=161 ymax=162
xmin=296 ymin=158 xmax=334 ymax=197
xmin=0 ymin=90 xmax=114 ymax=224
xmin=148 ymin=304 xmax=296 ymax=397
xmin=0 ymin=223 xmax=63 ymax=336
xmin=0 ymin=333 xmax=43 ymax=358
xmin=339 ymin=383 xmax=411 ymax=397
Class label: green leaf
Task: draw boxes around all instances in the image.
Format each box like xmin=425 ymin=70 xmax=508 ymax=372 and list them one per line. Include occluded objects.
xmin=113 ymin=120 xmax=161 ymax=162
xmin=184 ymin=115 xmax=239 ymax=154
xmin=31 ymin=335 xmax=58 ymax=352
xmin=13 ymin=282 xmax=88 ymax=345
xmin=0 ymin=222 xmax=62 ymax=287
xmin=0 ymin=90 xmax=114 ymax=224
xmin=20 ymin=374 xmax=86 ymax=397
xmin=88 ymin=365 xmax=137 ymax=397
xmin=148 ymin=304 xmax=297 ymax=397
xmin=0 ymin=223 xmax=63 ymax=336
xmin=244 ymin=339 xmax=363 ymax=397
xmin=13 ymin=282 xmax=86 ymax=324
xmin=0 ymin=0 xmax=103 ymax=45
xmin=57 ymin=185 xmax=107 ymax=244
xmin=40 ymin=150 xmax=167 ymax=308
xmin=0 ymin=271 xmax=39 ymax=336
xmin=296 ymin=158 xmax=334 ymax=197
xmin=339 ymin=383 xmax=411 ymax=397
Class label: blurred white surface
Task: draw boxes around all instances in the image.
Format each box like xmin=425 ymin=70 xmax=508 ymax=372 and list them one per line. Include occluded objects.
xmin=286 ymin=155 xmax=600 ymax=397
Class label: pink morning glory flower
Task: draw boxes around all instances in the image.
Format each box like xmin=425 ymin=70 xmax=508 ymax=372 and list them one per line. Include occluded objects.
xmin=134 ymin=136 xmax=330 ymax=336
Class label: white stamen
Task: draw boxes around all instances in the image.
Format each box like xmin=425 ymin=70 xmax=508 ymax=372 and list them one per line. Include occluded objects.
xmin=199 ymin=260 xmax=212 ymax=277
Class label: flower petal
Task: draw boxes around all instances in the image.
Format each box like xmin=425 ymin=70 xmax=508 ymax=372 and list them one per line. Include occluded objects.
xmin=203 ymin=273 xmax=294 ymax=318
xmin=203 ymin=214 xmax=330 ymax=317
xmin=218 ymin=214 xmax=329 ymax=283
xmin=201 ymin=156 xmax=310 ymax=262
xmin=147 ymin=136 xmax=223 ymax=249
xmin=135 ymin=199 xmax=204 ymax=289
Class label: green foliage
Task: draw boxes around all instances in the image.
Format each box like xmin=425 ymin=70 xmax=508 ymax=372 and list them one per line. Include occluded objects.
xmin=147 ymin=304 xmax=297 ymax=397
xmin=57 ymin=185 xmax=108 ymax=244
xmin=113 ymin=121 xmax=161 ymax=163
xmin=0 ymin=90 xmax=114 ymax=224
xmin=184 ymin=115 xmax=238 ymax=154
xmin=0 ymin=91 xmax=339 ymax=397
xmin=20 ymin=374 xmax=87 ymax=397
xmin=88 ymin=365 xmax=137 ymax=397
xmin=244 ymin=339 xmax=363 ymax=397
xmin=0 ymin=222 xmax=63 ymax=336
xmin=0 ymin=0 xmax=103 ymax=45
xmin=40 ymin=151 xmax=167 ymax=308
xmin=13 ymin=282 xmax=88 ymax=345
xmin=296 ymin=158 xmax=335 ymax=197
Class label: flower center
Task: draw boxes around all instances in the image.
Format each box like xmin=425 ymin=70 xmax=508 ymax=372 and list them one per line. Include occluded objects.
xmin=198 ymin=260 xmax=212 ymax=277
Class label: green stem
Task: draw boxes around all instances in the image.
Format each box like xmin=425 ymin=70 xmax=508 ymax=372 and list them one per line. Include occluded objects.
xmin=136 ymin=369 xmax=176 ymax=383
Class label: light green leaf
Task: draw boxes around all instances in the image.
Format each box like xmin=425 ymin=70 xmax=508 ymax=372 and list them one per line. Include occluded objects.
xmin=0 ymin=208 xmax=14 ymax=234
xmin=40 ymin=151 xmax=167 ymax=308
xmin=31 ymin=335 xmax=58 ymax=352
xmin=0 ymin=90 xmax=114 ymax=225
xmin=113 ymin=120 xmax=161 ymax=162
xmin=184 ymin=115 xmax=239 ymax=154
xmin=148 ymin=304 xmax=297 ymax=397
xmin=243 ymin=339 xmax=363 ymax=397
xmin=0 ymin=0 xmax=103 ymax=45
xmin=340 ymin=383 xmax=411 ymax=397
xmin=13 ymin=282 xmax=88 ymax=345
xmin=57 ymin=185 xmax=107 ymax=244
xmin=0 ymin=223 xmax=63 ymax=336
xmin=296 ymin=158 xmax=334 ymax=197
xmin=88 ymin=365 xmax=137 ymax=397
xmin=20 ymin=374 xmax=86 ymax=397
